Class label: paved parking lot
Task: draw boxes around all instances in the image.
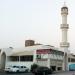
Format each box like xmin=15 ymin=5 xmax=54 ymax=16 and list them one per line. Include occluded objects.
xmin=0 ymin=71 xmax=75 ymax=75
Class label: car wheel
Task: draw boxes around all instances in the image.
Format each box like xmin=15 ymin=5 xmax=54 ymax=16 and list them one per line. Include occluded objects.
xmin=25 ymin=69 xmax=29 ymax=72
xmin=6 ymin=71 xmax=9 ymax=73
xmin=17 ymin=70 xmax=19 ymax=73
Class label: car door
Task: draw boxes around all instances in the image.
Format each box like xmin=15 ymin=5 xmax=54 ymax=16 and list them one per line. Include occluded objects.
xmin=23 ymin=66 xmax=27 ymax=72
xmin=20 ymin=66 xmax=25 ymax=72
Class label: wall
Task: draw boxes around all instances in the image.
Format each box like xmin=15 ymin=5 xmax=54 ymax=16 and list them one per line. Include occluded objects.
xmin=5 ymin=61 xmax=33 ymax=69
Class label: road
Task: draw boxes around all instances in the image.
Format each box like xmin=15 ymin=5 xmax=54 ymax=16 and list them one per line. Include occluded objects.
xmin=0 ymin=72 xmax=33 ymax=75
xmin=52 ymin=71 xmax=75 ymax=75
xmin=0 ymin=71 xmax=75 ymax=75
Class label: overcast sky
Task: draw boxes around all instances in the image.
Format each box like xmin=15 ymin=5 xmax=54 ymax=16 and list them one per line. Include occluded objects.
xmin=0 ymin=0 xmax=75 ymax=53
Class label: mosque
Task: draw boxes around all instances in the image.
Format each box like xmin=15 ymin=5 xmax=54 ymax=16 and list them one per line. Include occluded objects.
xmin=0 ymin=3 xmax=75 ymax=71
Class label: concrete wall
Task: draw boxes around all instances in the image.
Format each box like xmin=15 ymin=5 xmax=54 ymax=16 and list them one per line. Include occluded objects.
xmin=5 ymin=61 xmax=33 ymax=69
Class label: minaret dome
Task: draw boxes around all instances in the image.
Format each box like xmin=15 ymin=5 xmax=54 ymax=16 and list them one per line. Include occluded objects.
xmin=61 ymin=3 xmax=68 ymax=15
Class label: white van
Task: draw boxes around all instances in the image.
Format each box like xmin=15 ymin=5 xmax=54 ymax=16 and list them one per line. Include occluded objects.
xmin=5 ymin=65 xmax=29 ymax=72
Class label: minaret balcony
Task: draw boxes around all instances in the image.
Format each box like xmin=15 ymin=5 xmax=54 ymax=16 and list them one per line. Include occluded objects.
xmin=60 ymin=42 xmax=69 ymax=47
xmin=61 ymin=10 xmax=68 ymax=15
xmin=60 ymin=24 xmax=69 ymax=29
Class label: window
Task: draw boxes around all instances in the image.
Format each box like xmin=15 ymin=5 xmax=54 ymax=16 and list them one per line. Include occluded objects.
xmin=71 ymin=58 xmax=75 ymax=62
xmin=20 ymin=55 xmax=33 ymax=61
xmin=68 ymin=58 xmax=70 ymax=62
xmin=37 ymin=54 xmax=41 ymax=59
xmin=9 ymin=56 xmax=19 ymax=61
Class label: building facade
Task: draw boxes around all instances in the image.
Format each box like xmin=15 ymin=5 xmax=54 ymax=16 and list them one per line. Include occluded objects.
xmin=0 ymin=45 xmax=64 ymax=71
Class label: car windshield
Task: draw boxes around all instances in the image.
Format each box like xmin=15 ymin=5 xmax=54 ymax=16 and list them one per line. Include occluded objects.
xmin=12 ymin=65 xmax=27 ymax=68
xmin=13 ymin=66 xmax=19 ymax=68
xmin=20 ymin=66 xmax=26 ymax=68
xmin=24 ymin=66 xmax=26 ymax=68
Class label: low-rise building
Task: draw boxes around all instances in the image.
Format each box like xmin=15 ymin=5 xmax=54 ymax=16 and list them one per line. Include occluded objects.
xmin=0 ymin=45 xmax=64 ymax=71
xmin=0 ymin=44 xmax=75 ymax=71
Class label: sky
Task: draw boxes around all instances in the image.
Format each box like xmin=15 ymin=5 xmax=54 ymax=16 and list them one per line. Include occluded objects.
xmin=0 ymin=0 xmax=75 ymax=53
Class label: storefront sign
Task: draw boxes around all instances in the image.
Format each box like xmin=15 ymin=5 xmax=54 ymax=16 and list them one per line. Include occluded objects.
xmin=36 ymin=49 xmax=51 ymax=54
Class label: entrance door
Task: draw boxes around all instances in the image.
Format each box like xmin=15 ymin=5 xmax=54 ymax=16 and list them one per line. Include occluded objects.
xmin=57 ymin=67 xmax=62 ymax=71
xmin=50 ymin=66 xmax=56 ymax=71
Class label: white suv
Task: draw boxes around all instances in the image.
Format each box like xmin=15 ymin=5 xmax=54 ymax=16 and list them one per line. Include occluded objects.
xmin=5 ymin=65 xmax=29 ymax=73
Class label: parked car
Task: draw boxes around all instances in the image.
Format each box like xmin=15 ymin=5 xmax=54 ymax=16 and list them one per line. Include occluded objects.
xmin=5 ymin=65 xmax=29 ymax=73
xmin=31 ymin=66 xmax=53 ymax=75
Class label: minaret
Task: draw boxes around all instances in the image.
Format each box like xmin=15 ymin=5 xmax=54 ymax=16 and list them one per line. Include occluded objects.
xmin=60 ymin=3 xmax=69 ymax=71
